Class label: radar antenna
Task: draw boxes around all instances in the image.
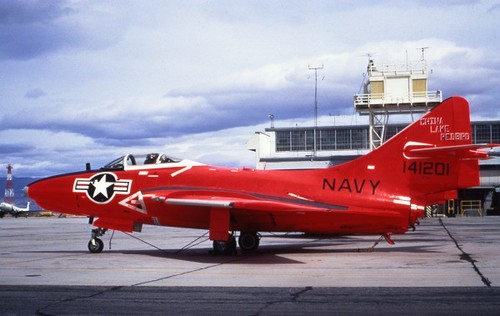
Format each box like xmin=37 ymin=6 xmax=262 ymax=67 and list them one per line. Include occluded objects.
xmin=418 ymin=47 xmax=430 ymax=61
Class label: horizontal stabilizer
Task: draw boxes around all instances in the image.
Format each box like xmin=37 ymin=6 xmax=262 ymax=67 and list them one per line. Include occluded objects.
xmin=406 ymin=143 xmax=500 ymax=159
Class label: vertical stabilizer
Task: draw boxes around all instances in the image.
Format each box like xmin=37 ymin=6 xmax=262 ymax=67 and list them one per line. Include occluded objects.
xmin=330 ymin=96 xmax=491 ymax=211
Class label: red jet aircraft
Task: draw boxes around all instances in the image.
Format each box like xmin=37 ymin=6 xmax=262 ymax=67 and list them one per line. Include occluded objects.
xmin=26 ymin=96 xmax=498 ymax=254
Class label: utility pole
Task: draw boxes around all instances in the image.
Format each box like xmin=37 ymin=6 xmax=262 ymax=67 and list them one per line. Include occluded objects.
xmin=308 ymin=64 xmax=324 ymax=157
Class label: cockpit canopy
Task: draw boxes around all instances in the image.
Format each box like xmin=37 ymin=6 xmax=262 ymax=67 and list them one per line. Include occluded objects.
xmin=102 ymin=153 xmax=181 ymax=170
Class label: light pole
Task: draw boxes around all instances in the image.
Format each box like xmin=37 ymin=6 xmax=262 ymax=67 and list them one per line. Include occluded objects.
xmin=308 ymin=64 xmax=324 ymax=156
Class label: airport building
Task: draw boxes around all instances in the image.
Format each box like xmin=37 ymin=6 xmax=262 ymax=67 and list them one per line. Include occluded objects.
xmin=248 ymin=58 xmax=500 ymax=217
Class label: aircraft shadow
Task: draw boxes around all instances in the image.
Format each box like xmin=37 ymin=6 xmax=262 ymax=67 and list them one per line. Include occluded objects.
xmin=114 ymin=232 xmax=443 ymax=263
xmin=16 ymin=238 xmax=442 ymax=265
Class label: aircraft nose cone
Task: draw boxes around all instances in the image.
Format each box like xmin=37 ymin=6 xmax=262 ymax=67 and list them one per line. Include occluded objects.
xmin=25 ymin=175 xmax=80 ymax=213
xmin=25 ymin=181 xmax=40 ymax=203
xmin=25 ymin=179 xmax=53 ymax=210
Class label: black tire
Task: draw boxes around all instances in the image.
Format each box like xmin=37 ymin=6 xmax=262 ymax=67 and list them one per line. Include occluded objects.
xmin=212 ymin=236 xmax=237 ymax=255
xmin=238 ymin=232 xmax=260 ymax=252
xmin=88 ymin=238 xmax=104 ymax=253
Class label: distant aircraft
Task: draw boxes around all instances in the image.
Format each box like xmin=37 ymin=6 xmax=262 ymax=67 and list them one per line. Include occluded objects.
xmin=25 ymin=97 xmax=499 ymax=254
xmin=0 ymin=202 xmax=31 ymax=218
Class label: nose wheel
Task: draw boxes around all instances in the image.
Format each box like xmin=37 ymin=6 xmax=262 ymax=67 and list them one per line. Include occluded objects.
xmin=88 ymin=237 xmax=104 ymax=253
xmin=88 ymin=227 xmax=107 ymax=253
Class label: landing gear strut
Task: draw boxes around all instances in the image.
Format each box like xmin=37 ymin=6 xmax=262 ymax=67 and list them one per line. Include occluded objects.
xmin=88 ymin=227 xmax=107 ymax=253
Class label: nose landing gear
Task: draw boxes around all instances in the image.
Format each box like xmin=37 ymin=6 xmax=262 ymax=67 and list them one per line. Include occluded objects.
xmin=88 ymin=227 xmax=107 ymax=253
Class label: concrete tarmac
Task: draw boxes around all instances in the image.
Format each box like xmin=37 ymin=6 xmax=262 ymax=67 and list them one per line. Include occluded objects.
xmin=1 ymin=217 xmax=500 ymax=314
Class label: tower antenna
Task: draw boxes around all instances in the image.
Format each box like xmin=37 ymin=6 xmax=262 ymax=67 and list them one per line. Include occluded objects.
xmin=418 ymin=47 xmax=429 ymax=61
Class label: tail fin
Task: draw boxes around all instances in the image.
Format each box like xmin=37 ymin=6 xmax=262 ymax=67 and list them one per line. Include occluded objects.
xmin=337 ymin=96 xmax=495 ymax=208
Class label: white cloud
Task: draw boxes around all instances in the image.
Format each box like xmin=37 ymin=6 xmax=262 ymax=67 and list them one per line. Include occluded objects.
xmin=1 ymin=1 xmax=499 ymax=177
xmin=0 ymin=129 xmax=94 ymax=151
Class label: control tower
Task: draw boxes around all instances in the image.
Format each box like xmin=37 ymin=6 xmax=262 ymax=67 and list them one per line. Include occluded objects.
xmin=354 ymin=57 xmax=442 ymax=150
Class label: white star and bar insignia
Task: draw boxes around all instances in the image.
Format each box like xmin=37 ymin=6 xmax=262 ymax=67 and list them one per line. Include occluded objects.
xmin=73 ymin=172 xmax=132 ymax=204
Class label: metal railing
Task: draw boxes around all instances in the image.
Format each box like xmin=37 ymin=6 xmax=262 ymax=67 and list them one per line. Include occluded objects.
xmin=354 ymin=91 xmax=442 ymax=109
xmin=460 ymin=200 xmax=483 ymax=216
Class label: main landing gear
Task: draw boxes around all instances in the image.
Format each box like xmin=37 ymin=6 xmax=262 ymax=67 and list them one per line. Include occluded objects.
xmin=211 ymin=232 xmax=261 ymax=255
xmin=88 ymin=227 xmax=107 ymax=253
xmin=238 ymin=232 xmax=260 ymax=252
xmin=85 ymin=226 xmax=261 ymax=255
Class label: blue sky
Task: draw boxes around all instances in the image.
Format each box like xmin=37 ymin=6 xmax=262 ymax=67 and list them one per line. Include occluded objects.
xmin=1 ymin=0 xmax=500 ymax=177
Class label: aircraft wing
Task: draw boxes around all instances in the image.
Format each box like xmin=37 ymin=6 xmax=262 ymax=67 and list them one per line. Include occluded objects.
xmin=165 ymin=197 xmax=341 ymax=212
xmin=141 ymin=188 xmax=348 ymax=240
xmin=140 ymin=189 xmax=408 ymax=239
xmin=146 ymin=189 xmax=347 ymax=213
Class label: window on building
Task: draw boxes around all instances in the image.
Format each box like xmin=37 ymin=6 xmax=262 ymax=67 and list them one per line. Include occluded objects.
xmin=291 ymin=130 xmax=306 ymax=151
xmin=352 ymin=128 xmax=369 ymax=149
xmin=336 ymin=129 xmax=351 ymax=150
xmin=305 ymin=130 xmax=314 ymax=151
xmin=474 ymin=124 xmax=491 ymax=143
xmin=412 ymin=79 xmax=426 ymax=97
xmin=276 ymin=131 xmax=291 ymax=152
xmin=386 ymin=126 xmax=398 ymax=140
xmin=491 ymin=124 xmax=500 ymax=143
xmin=319 ymin=129 xmax=336 ymax=150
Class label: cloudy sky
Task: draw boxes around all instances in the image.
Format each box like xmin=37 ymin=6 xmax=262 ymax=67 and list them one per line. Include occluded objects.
xmin=1 ymin=0 xmax=500 ymax=177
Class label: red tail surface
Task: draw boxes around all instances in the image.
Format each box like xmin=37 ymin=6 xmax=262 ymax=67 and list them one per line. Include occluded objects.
xmin=325 ymin=96 xmax=490 ymax=224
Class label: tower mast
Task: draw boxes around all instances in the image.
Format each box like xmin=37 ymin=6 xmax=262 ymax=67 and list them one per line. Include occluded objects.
xmin=308 ymin=64 xmax=324 ymax=157
xmin=4 ymin=164 xmax=14 ymax=204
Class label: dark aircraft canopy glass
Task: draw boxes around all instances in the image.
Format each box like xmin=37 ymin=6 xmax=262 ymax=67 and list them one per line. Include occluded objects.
xmin=102 ymin=153 xmax=181 ymax=170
